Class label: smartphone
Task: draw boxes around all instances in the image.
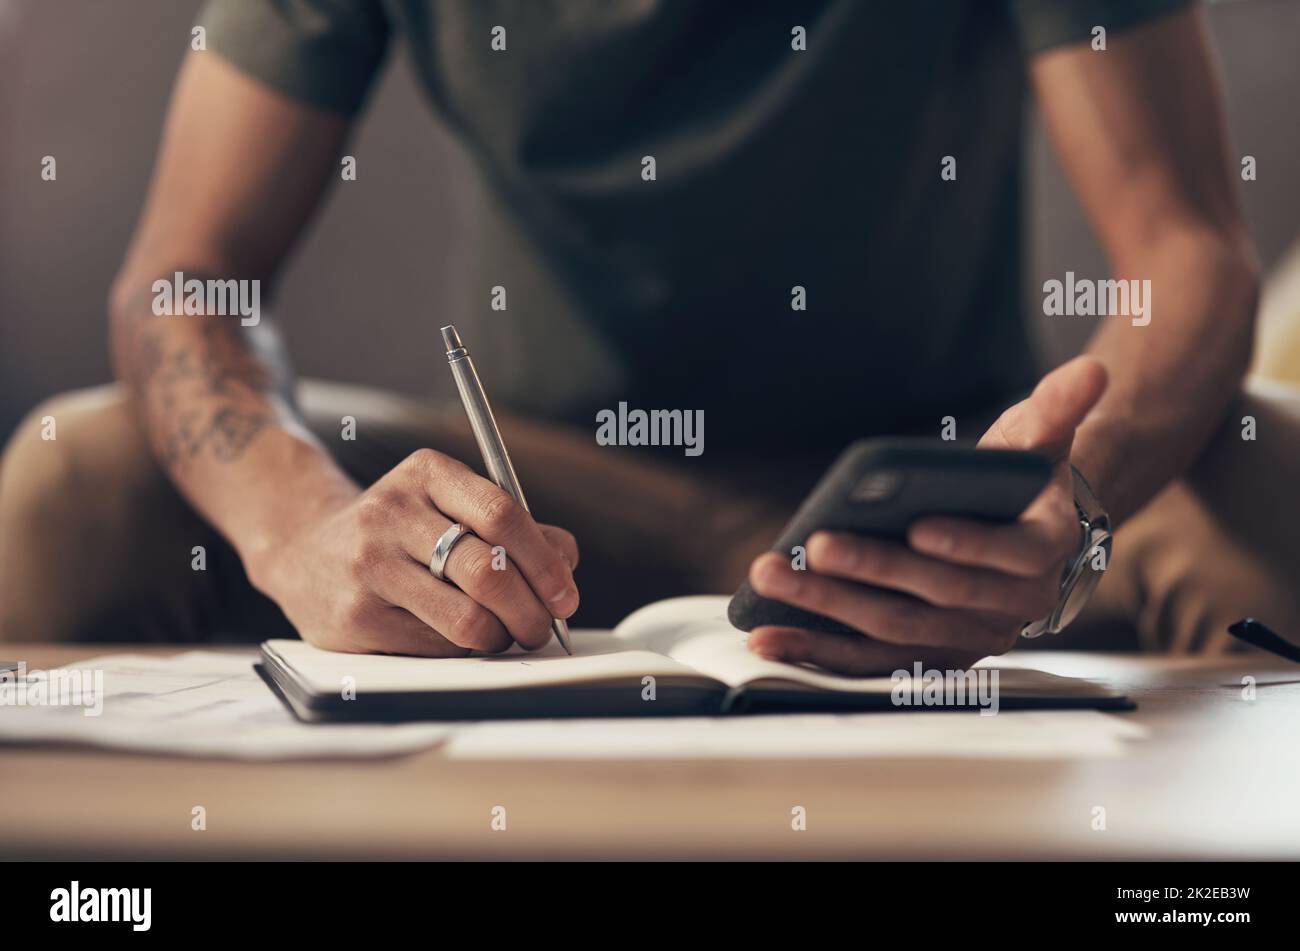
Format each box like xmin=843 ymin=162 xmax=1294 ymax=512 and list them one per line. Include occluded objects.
xmin=727 ymin=438 xmax=1053 ymax=635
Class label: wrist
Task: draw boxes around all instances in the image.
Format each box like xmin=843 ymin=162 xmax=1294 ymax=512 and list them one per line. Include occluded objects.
xmin=224 ymin=429 xmax=360 ymax=581
xmin=1067 ymin=423 xmax=1123 ymax=523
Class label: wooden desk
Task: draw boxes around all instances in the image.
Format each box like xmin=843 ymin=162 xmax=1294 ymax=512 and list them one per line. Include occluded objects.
xmin=3 ymin=645 xmax=1298 ymax=859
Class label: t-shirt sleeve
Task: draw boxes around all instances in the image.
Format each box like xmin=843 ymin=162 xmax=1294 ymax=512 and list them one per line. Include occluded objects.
xmin=196 ymin=0 xmax=391 ymax=114
xmin=1009 ymin=0 xmax=1198 ymax=55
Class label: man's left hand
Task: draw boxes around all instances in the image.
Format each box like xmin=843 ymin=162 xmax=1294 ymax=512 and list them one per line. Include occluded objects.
xmin=745 ymin=356 xmax=1108 ymax=674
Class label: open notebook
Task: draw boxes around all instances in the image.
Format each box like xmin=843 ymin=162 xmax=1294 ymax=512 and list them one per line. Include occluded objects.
xmin=260 ymin=596 xmax=1129 ymax=722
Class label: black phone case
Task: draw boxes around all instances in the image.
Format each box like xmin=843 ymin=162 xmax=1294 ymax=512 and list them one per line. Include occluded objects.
xmin=728 ymin=438 xmax=1053 ymax=635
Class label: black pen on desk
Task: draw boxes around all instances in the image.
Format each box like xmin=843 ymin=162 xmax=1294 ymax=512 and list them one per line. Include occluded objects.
xmin=441 ymin=325 xmax=574 ymax=655
xmin=1228 ymin=618 xmax=1300 ymax=664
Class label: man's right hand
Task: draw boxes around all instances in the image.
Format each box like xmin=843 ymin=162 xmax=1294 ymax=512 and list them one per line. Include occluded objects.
xmin=250 ymin=449 xmax=580 ymax=657
xmin=106 ymin=52 xmax=579 ymax=658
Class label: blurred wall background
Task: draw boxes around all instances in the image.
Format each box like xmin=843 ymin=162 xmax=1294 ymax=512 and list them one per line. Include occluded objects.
xmin=2 ymin=0 xmax=1298 ymax=442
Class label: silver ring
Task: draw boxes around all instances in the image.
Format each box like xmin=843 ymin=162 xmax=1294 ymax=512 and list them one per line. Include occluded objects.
xmin=429 ymin=522 xmax=474 ymax=580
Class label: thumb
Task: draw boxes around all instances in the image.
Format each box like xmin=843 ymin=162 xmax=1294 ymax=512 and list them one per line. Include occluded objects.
xmin=979 ymin=356 xmax=1108 ymax=458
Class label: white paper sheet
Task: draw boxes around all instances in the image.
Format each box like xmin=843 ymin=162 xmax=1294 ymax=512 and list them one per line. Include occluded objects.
xmin=443 ymin=710 xmax=1148 ymax=760
xmin=264 ymin=630 xmax=695 ymax=694
xmin=615 ymin=596 xmax=1124 ymax=699
xmin=0 ymin=650 xmax=450 ymax=760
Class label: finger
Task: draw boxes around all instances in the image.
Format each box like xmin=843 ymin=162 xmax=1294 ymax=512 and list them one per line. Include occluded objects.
xmin=908 ymin=503 xmax=1079 ymax=577
xmin=539 ymin=523 xmax=579 ymax=569
xmin=979 ymin=355 xmax=1108 ymax=458
xmin=747 ymin=626 xmax=987 ymax=676
xmin=372 ymin=561 xmax=513 ymax=653
xmin=748 ymin=553 xmax=1013 ymax=653
xmin=405 ymin=450 xmax=579 ymax=618
xmin=344 ymin=600 xmax=473 ymax=659
xmin=807 ymin=531 xmax=1058 ymax=619
xmin=395 ymin=507 xmax=556 ymax=649
xmin=440 ymin=534 xmax=556 ymax=650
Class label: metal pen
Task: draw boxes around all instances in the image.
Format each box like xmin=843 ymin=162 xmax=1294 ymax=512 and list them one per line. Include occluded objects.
xmin=441 ymin=325 xmax=574 ymax=655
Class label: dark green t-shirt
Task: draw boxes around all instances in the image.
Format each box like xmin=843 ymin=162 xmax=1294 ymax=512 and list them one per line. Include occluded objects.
xmin=200 ymin=0 xmax=1192 ymax=453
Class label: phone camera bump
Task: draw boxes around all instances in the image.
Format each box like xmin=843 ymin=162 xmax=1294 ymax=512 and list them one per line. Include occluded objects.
xmin=849 ymin=470 xmax=903 ymax=504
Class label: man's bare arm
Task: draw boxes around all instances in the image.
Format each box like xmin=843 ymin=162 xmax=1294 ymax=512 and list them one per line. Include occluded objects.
xmin=1030 ymin=7 xmax=1260 ymax=524
xmin=109 ymin=51 xmax=359 ymax=559
xmin=109 ymin=50 xmax=579 ymax=654
xmin=742 ymin=7 xmax=1260 ymax=671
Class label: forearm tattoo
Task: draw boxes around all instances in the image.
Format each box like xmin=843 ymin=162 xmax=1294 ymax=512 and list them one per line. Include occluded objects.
xmin=116 ymin=278 xmax=290 ymax=471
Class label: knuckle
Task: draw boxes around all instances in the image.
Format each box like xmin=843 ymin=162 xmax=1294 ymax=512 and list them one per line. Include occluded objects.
xmin=404 ymin=447 xmax=440 ymax=473
xmin=347 ymin=538 xmax=385 ymax=580
xmin=356 ymin=490 xmax=396 ymax=529
xmin=516 ymin=608 xmax=555 ymax=647
xmin=941 ymin=528 xmax=975 ymax=562
xmin=856 ymin=545 xmax=892 ymax=580
xmin=448 ymin=603 xmax=501 ymax=649
xmin=531 ymin=558 xmax=568 ymax=594
xmin=788 ymin=571 xmax=821 ymax=608
xmin=1004 ymin=538 xmax=1043 ymax=574
xmin=479 ymin=490 xmax=525 ymax=536
xmin=547 ymin=527 xmax=579 ymax=565
xmin=531 ymin=610 xmax=556 ymax=641
xmin=461 ymin=548 xmax=512 ymax=597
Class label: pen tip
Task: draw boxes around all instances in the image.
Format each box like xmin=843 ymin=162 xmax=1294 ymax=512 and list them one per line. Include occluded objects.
xmin=440 ymin=325 xmax=463 ymax=352
xmin=553 ymin=619 xmax=574 ymax=656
